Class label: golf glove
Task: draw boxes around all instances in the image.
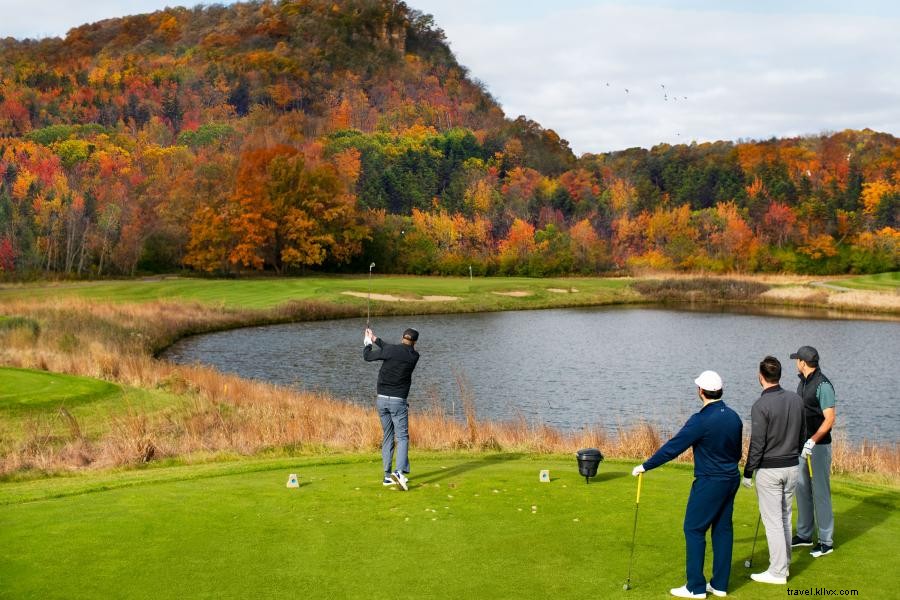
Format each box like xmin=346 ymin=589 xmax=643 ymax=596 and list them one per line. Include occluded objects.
xmin=631 ymin=464 xmax=645 ymax=477
xmin=742 ymin=477 xmax=753 ymax=489
xmin=800 ymin=438 xmax=815 ymax=459
xmin=364 ymin=333 xmax=373 ymax=346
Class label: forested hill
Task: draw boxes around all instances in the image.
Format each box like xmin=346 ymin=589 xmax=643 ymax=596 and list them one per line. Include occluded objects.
xmin=0 ymin=1 xmax=897 ymax=277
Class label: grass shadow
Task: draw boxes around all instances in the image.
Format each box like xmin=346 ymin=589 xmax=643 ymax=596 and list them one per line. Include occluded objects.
xmin=413 ymin=453 xmax=524 ymax=485
xmin=590 ymin=471 xmax=628 ymax=483
xmin=786 ymin=489 xmax=896 ymax=579
xmin=728 ymin=489 xmax=898 ymax=592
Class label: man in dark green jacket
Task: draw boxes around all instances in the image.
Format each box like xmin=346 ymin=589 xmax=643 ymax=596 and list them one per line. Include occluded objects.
xmin=791 ymin=345 xmax=836 ymax=558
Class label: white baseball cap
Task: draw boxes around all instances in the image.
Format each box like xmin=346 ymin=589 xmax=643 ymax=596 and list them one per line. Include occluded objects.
xmin=694 ymin=370 xmax=723 ymax=392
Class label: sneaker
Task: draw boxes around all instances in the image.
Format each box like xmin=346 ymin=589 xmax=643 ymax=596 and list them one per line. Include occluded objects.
xmin=810 ymin=543 xmax=833 ymax=557
xmin=791 ymin=535 xmax=813 ymax=547
xmin=750 ymin=571 xmax=786 ymax=585
xmin=669 ymin=585 xmax=706 ymax=599
xmin=391 ymin=470 xmax=409 ymax=491
xmin=382 ymin=476 xmax=396 ymax=486
xmin=706 ymin=583 xmax=727 ymax=597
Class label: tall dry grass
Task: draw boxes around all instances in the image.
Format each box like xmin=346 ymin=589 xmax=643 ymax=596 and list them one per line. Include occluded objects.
xmin=1 ymin=296 xmax=897 ymax=482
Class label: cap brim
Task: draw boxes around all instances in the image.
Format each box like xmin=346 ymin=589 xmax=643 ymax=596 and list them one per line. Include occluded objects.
xmin=789 ymin=353 xmax=800 ymax=359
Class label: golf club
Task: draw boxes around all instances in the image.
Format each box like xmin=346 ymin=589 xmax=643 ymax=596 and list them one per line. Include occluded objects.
xmin=744 ymin=512 xmax=762 ymax=568
xmin=366 ymin=262 xmax=375 ymax=329
xmin=623 ymin=472 xmax=643 ymax=591
xmin=807 ymin=455 xmax=820 ymax=544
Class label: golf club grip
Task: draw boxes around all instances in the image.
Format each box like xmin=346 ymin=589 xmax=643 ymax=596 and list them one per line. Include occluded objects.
xmin=807 ymin=455 xmax=813 ymax=478
xmin=636 ymin=472 xmax=643 ymax=503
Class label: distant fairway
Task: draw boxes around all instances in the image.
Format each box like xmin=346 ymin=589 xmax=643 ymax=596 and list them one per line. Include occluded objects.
xmin=0 ymin=454 xmax=896 ymax=599
xmin=0 ymin=276 xmax=632 ymax=310
xmin=827 ymin=272 xmax=900 ymax=291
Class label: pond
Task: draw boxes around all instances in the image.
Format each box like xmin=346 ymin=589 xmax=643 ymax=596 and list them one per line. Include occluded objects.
xmin=162 ymin=306 xmax=900 ymax=443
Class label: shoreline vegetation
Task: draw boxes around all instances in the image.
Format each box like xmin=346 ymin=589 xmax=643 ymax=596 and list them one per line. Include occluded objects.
xmin=0 ymin=273 xmax=897 ymax=483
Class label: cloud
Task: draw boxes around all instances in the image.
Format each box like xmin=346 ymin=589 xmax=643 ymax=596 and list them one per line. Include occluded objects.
xmin=416 ymin=1 xmax=900 ymax=153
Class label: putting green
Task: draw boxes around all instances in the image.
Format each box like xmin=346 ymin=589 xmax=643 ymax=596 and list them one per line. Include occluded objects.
xmin=0 ymin=367 xmax=121 ymax=412
xmin=0 ymin=455 xmax=896 ymax=599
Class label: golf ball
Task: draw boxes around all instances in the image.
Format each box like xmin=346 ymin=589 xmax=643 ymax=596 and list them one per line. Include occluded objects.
xmin=744 ymin=560 xmax=751 ymax=568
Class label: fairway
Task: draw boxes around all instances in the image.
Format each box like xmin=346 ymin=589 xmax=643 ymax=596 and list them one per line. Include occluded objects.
xmin=0 ymin=276 xmax=632 ymax=310
xmin=826 ymin=272 xmax=900 ymax=291
xmin=0 ymin=367 xmax=121 ymax=412
xmin=1 ymin=455 xmax=895 ymax=599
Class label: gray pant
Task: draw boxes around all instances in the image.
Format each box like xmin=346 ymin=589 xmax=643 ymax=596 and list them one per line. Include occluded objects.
xmin=796 ymin=444 xmax=834 ymax=546
xmin=756 ymin=466 xmax=799 ymax=578
xmin=377 ymin=395 xmax=410 ymax=475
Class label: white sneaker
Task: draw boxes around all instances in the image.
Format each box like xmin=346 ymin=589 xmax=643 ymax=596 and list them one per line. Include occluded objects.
xmin=391 ymin=470 xmax=409 ymax=491
xmin=670 ymin=585 xmax=706 ymax=598
xmin=706 ymin=583 xmax=727 ymax=597
xmin=751 ymin=571 xmax=786 ymax=585
xmin=382 ymin=476 xmax=396 ymax=486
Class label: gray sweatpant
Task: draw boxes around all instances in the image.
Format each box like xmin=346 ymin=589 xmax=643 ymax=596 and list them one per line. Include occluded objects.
xmin=796 ymin=444 xmax=834 ymax=546
xmin=756 ymin=465 xmax=799 ymax=578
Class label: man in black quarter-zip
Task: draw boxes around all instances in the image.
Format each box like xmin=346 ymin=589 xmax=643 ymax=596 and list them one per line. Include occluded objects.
xmin=744 ymin=356 xmax=805 ymax=587
xmin=364 ymin=327 xmax=420 ymax=491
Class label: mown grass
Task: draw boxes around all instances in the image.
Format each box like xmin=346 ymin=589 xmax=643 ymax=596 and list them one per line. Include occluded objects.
xmin=827 ymin=271 xmax=900 ymax=291
xmin=0 ymin=454 xmax=896 ymax=600
xmin=0 ymin=275 xmax=635 ymax=310
xmin=0 ymin=367 xmax=121 ymax=413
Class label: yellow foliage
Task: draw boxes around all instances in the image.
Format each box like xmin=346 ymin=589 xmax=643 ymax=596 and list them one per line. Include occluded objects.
xmin=861 ymin=179 xmax=898 ymax=215
xmin=12 ymin=169 xmax=36 ymax=200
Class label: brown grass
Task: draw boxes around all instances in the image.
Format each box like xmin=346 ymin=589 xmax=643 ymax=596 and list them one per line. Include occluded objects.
xmin=1 ymin=296 xmax=897 ymax=483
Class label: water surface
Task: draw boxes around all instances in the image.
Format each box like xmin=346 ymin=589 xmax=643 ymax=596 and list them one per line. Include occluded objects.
xmin=163 ymin=307 xmax=900 ymax=442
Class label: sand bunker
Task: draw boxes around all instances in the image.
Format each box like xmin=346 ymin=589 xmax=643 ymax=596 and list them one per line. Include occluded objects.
xmin=342 ymin=291 xmax=459 ymax=302
xmin=547 ymin=288 xmax=579 ymax=293
xmin=492 ymin=291 xmax=532 ymax=297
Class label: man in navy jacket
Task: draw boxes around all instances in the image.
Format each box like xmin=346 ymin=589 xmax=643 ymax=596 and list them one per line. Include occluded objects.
xmin=632 ymin=370 xmax=743 ymax=599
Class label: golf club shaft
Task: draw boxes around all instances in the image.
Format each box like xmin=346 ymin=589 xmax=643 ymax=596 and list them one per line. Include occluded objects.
xmin=625 ymin=473 xmax=643 ymax=586
xmin=748 ymin=512 xmax=761 ymax=565
xmin=366 ymin=263 xmax=374 ymax=329
xmin=807 ymin=455 xmax=820 ymax=539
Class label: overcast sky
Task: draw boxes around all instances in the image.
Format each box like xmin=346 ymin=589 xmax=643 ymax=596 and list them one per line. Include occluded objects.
xmin=3 ymin=0 xmax=899 ymax=155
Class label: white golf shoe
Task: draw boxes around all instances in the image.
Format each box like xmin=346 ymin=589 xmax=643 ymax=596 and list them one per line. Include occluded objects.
xmin=669 ymin=585 xmax=706 ymax=598
xmin=750 ymin=571 xmax=787 ymax=585
xmin=706 ymin=583 xmax=727 ymax=597
xmin=391 ymin=470 xmax=409 ymax=491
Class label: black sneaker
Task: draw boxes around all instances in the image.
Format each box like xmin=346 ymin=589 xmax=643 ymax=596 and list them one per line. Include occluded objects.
xmin=810 ymin=543 xmax=834 ymax=557
xmin=791 ymin=535 xmax=813 ymax=547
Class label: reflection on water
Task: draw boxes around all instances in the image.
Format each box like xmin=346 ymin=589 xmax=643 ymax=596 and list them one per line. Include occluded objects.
xmin=162 ymin=306 xmax=900 ymax=442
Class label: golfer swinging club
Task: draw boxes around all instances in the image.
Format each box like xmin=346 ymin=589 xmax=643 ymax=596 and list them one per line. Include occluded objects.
xmin=364 ymin=326 xmax=420 ymax=490
xmin=631 ymin=370 xmax=743 ymax=599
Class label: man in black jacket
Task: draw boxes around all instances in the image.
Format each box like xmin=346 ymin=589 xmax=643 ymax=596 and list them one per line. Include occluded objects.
xmin=364 ymin=327 xmax=420 ymax=490
xmin=744 ymin=356 xmax=805 ymax=586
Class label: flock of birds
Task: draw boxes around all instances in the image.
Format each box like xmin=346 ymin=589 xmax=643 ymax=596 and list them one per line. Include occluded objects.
xmin=604 ymin=81 xmax=691 ymax=139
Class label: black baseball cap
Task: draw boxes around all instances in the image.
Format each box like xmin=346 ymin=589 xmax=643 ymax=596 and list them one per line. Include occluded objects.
xmin=403 ymin=328 xmax=419 ymax=341
xmin=790 ymin=346 xmax=819 ymax=362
